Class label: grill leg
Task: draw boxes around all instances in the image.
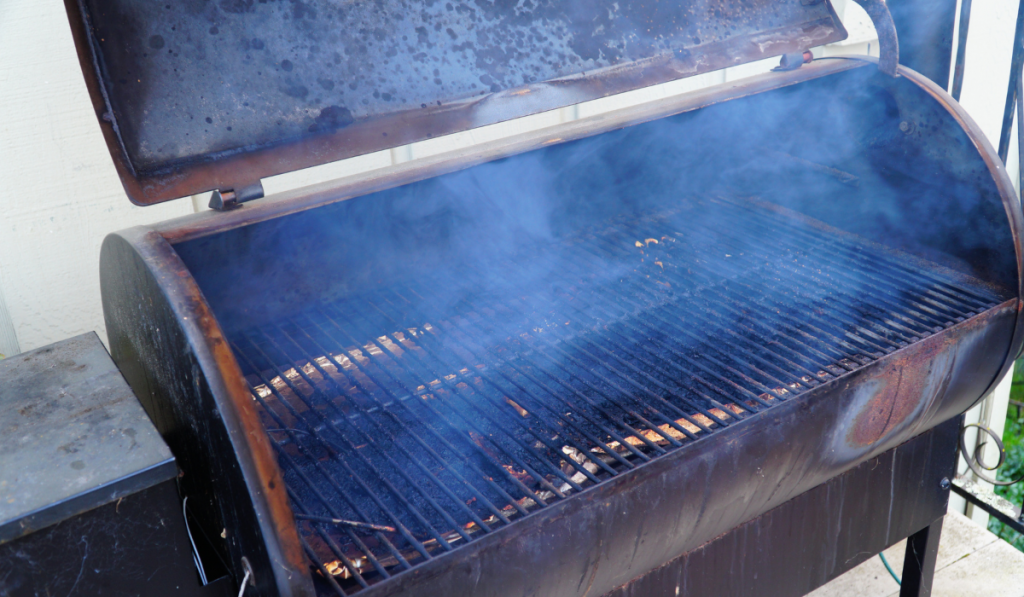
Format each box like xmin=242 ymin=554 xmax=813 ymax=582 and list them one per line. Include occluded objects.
xmin=899 ymin=517 xmax=944 ymax=597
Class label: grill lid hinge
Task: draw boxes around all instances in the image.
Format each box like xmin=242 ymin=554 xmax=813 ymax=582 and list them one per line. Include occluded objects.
xmin=773 ymin=52 xmax=813 ymax=72
xmin=209 ymin=182 xmax=264 ymax=211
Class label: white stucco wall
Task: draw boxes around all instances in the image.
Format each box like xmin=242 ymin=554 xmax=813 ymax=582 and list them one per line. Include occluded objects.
xmin=0 ymin=1 xmax=195 ymax=357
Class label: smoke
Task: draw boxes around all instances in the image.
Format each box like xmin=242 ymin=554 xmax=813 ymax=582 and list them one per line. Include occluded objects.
xmin=179 ymin=58 xmax=1014 ymax=378
xmin=181 ymin=62 xmax=1011 ymax=369
xmin=171 ymin=62 xmax=1013 ymax=569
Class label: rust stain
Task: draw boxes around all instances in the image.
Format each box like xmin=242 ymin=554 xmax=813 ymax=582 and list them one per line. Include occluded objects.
xmin=847 ymin=324 xmax=961 ymax=448
xmin=847 ymin=365 xmax=916 ymax=447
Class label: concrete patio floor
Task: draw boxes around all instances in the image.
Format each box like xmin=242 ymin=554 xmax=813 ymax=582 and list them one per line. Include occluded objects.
xmin=809 ymin=510 xmax=1024 ymax=597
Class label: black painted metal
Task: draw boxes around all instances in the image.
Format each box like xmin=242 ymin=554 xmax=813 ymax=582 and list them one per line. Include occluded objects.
xmin=100 ymin=229 xmax=316 ymax=597
xmin=605 ymin=418 xmax=959 ymax=597
xmin=888 ymin=0 xmax=957 ymax=88
xmin=998 ymin=0 xmax=1024 ymax=163
xmin=0 ymin=479 xmax=233 ymax=597
xmin=951 ymin=0 xmax=972 ymax=101
xmin=899 ymin=518 xmax=944 ymax=597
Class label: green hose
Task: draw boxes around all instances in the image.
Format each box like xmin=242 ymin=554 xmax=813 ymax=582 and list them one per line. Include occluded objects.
xmin=879 ymin=552 xmax=901 ymax=586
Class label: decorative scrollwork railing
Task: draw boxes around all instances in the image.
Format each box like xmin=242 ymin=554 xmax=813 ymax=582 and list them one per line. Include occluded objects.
xmin=959 ymin=423 xmax=1024 ymax=486
xmin=952 ymin=422 xmax=1024 ymax=538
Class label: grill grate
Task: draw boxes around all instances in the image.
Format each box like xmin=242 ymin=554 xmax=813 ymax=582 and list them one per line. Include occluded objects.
xmin=228 ymin=196 xmax=1005 ymax=595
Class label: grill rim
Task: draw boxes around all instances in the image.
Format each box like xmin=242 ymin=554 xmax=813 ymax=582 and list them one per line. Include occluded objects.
xmin=883 ymin=55 xmax=1024 ymax=389
xmin=103 ymin=220 xmax=1016 ymax=597
xmin=100 ymin=60 xmax=1024 ymax=597
xmin=99 ymin=228 xmax=316 ymax=597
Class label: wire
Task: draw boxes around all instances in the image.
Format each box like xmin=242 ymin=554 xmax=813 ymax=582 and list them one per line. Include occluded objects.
xmin=237 ymin=567 xmax=252 ymax=597
xmin=879 ymin=552 xmax=901 ymax=586
xmin=182 ymin=497 xmax=209 ymax=586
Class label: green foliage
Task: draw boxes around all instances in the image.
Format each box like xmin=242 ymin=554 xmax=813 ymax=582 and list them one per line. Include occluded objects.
xmin=986 ymin=361 xmax=1024 ymax=552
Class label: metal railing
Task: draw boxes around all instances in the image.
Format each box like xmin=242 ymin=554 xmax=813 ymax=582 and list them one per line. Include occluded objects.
xmin=953 ymin=415 xmax=1024 ymax=540
xmin=949 ymin=0 xmax=1024 ymax=549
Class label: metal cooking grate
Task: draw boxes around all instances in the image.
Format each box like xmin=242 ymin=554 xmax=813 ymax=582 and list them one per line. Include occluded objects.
xmin=227 ymin=195 xmax=1005 ymax=595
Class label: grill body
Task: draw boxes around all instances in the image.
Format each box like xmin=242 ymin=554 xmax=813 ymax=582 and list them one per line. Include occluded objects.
xmin=101 ymin=60 xmax=1023 ymax=597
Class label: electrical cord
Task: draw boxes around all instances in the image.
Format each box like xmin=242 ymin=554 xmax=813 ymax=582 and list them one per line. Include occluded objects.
xmin=879 ymin=552 xmax=901 ymax=586
xmin=237 ymin=567 xmax=252 ymax=597
xmin=182 ymin=497 xmax=209 ymax=585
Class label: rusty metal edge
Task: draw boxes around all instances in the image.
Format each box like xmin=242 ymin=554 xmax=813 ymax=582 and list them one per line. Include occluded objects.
xmin=64 ymin=0 xmax=147 ymax=204
xmin=154 ymin=58 xmax=869 ymax=244
xmin=108 ymin=227 xmax=312 ymax=596
xmin=852 ymin=54 xmax=1024 ymax=400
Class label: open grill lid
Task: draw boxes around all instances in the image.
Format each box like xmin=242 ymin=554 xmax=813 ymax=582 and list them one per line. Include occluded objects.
xmin=66 ymin=0 xmax=848 ymax=205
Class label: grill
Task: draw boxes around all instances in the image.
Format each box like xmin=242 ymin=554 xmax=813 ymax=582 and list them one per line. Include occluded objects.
xmin=66 ymin=0 xmax=1024 ymax=595
xmin=227 ymin=196 xmax=1002 ymax=593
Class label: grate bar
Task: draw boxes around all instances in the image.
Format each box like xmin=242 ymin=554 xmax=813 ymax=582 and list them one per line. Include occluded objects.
xmin=597 ymin=225 xmax=909 ymax=355
xmin=305 ymin=309 xmax=521 ymax=527
xmin=632 ymin=213 xmax=995 ymax=339
xmin=254 ymin=328 xmax=462 ymax=554
xmin=291 ymin=486 xmax=374 ymax=589
xmin=403 ymin=264 xmax=765 ymax=419
xmin=285 ymin=316 xmax=507 ymax=532
xmin=454 ymin=252 xmax=798 ymax=406
xmin=570 ymin=226 xmax=896 ymax=362
xmin=350 ymin=299 xmax=605 ymax=486
xmin=301 ymin=533 xmax=351 ymax=596
xmin=357 ymin=295 xmax=642 ymax=471
xmin=234 ymin=342 xmax=424 ymax=569
xmin=264 ymin=423 xmax=395 ymax=580
xmin=376 ymin=298 xmax=635 ymax=474
xmin=684 ymin=205 xmax=975 ymax=326
xmin=268 ymin=325 xmax=480 ymax=544
xmin=334 ymin=301 xmax=560 ymax=507
xmin=315 ymin=303 xmax=618 ymax=481
xmin=711 ymin=196 xmax=998 ymax=310
xmin=351 ymin=300 xmax=590 ymax=493
xmin=242 ymin=332 xmax=446 ymax=561
xmin=361 ymin=295 xmax=658 ymax=462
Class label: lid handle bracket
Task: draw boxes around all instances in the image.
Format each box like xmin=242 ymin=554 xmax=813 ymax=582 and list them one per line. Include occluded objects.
xmin=851 ymin=0 xmax=900 ymax=77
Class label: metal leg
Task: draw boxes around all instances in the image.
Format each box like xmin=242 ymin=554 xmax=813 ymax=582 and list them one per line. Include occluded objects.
xmin=899 ymin=517 xmax=944 ymax=597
